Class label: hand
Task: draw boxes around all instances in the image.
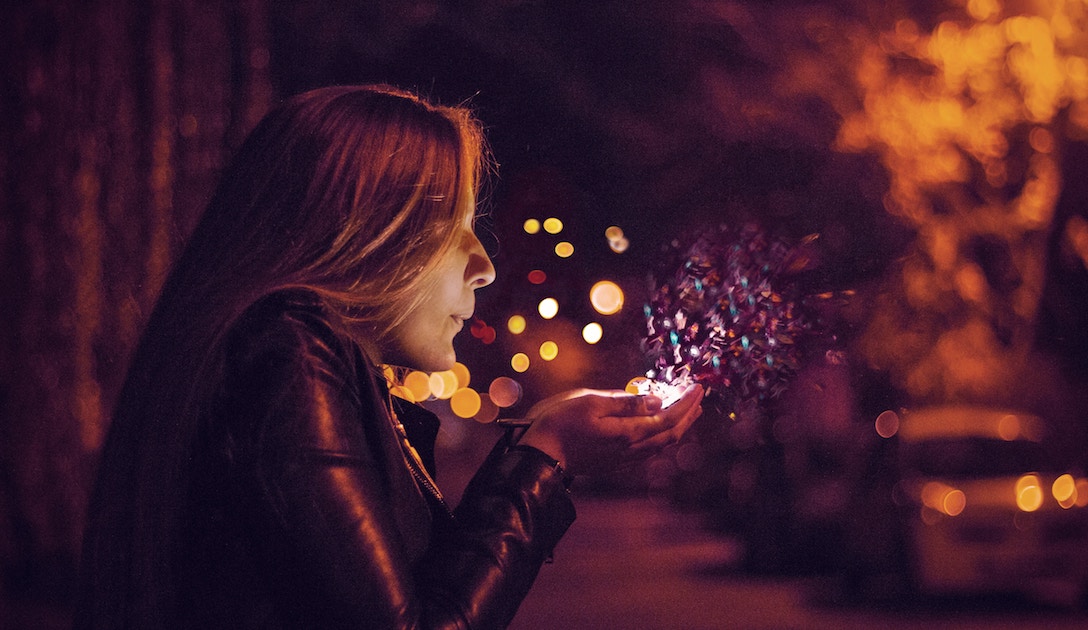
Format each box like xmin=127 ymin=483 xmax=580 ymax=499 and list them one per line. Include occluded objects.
xmin=516 ymin=384 xmax=704 ymax=477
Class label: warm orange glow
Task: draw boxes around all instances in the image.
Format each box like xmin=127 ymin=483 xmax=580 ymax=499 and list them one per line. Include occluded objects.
xmin=554 ymin=241 xmax=574 ymax=258
xmin=451 ymin=362 xmax=471 ymax=389
xmin=921 ymin=481 xmax=966 ymax=516
xmin=403 ymin=371 xmax=432 ymax=402
xmin=1076 ymin=479 xmax=1088 ymax=507
xmin=543 ymin=217 xmax=563 ymax=234
xmin=523 ymin=218 xmax=541 ymax=234
xmin=1016 ymin=474 xmax=1044 ymax=512
xmin=389 ymin=385 xmax=415 ymax=402
xmin=625 ymin=376 xmax=648 ymax=394
xmin=1053 ymin=474 xmax=1077 ymax=508
xmin=449 ymin=387 xmax=482 ymax=419
xmin=589 ymin=280 xmax=624 ymax=315
xmin=507 ymin=315 xmax=527 ymax=335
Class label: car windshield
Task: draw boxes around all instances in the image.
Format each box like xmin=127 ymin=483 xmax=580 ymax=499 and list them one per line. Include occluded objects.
xmin=903 ymin=438 xmax=1053 ymax=478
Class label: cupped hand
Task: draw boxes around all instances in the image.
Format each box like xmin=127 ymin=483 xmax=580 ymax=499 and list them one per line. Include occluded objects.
xmin=516 ymin=384 xmax=704 ymax=477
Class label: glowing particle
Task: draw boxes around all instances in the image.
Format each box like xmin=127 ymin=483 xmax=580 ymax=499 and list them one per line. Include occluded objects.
xmin=543 ymin=217 xmax=563 ymax=234
xmin=589 ymin=280 xmax=624 ymax=315
xmin=511 ymin=353 xmax=530 ymax=373
xmin=429 ymin=371 xmax=458 ymax=400
xmin=605 ymin=226 xmax=624 ymax=241
xmin=451 ymin=362 xmax=471 ymax=389
xmin=609 ymin=237 xmax=629 ymax=253
xmin=538 ymin=297 xmax=559 ymax=319
xmin=523 ymin=218 xmax=541 ymax=234
xmin=489 ymin=377 xmax=522 ymax=408
xmin=539 ymin=341 xmax=559 ymax=361
xmin=625 ymin=376 xmax=648 ymax=394
xmin=507 ymin=315 xmax=527 ymax=335
xmin=582 ymin=322 xmax=603 ymax=344
xmin=555 ymin=241 xmax=574 ymax=258
xmin=474 ymin=393 xmax=500 ymax=424
xmin=527 ymin=269 xmax=547 ymax=284
xmin=449 ymin=387 xmax=482 ymax=419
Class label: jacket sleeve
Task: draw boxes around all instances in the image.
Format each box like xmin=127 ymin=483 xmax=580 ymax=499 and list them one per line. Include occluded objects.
xmin=220 ymin=299 xmax=575 ymax=629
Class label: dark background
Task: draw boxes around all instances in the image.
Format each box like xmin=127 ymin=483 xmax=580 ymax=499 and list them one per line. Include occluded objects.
xmin=3 ymin=0 xmax=1087 ymax=625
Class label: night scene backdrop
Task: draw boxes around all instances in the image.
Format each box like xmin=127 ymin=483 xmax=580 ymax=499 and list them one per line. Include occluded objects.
xmin=3 ymin=0 xmax=1088 ymax=626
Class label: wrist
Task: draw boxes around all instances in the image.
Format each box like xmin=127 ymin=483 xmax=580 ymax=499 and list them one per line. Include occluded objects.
xmin=507 ymin=444 xmax=573 ymax=492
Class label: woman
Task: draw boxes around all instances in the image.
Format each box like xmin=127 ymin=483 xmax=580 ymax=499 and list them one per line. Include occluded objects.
xmin=76 ymin=85 xmax=702 ymax=629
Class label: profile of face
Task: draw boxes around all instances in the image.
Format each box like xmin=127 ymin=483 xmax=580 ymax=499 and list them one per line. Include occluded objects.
xmin=381 ymin=214 xmax=496 ymax=372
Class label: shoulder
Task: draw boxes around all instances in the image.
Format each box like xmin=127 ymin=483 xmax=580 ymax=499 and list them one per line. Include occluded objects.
xmin=221 ymin=289 xmax=371 ymax=397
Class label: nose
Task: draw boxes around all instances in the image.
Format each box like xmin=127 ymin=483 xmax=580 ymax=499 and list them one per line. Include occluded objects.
xmin=465 ymin=231 xmax=496 ymax=289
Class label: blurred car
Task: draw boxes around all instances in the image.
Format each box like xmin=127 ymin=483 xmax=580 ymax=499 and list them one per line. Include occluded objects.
xmin=895 ymin=405 xmax=1088 ymax=606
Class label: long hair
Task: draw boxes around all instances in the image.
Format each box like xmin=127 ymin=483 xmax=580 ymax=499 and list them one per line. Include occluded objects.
xmin=76 ymin=85 xmax=489 ymax=628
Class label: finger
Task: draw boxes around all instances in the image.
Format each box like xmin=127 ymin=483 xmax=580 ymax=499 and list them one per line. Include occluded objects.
xmin=630 ymin=386 xmax=704 ymax=448
xmin=599 ymin=391 xmax=663 ymax=417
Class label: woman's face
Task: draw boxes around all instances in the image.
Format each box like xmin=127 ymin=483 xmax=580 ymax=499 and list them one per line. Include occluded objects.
xmin=382 ymin=217 xmax=495 ymax=372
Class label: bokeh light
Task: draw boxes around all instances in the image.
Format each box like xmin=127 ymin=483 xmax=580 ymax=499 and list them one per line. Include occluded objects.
xmin=511 ymin=352 xmax=530 ymax=373
xmin=1016 ymin=474 xmax=1044 ymax=512
xmin=589 ymin=280 xmax=624 ymax=315
xmin=451 ymin=361 xmax=471 ymax=388
xmin=523 ymin=218 xmax=541 ymax=234
xmin=489 ymin=377 xmax=522 ymax=408
xmin=539 ymin=340 xmax=559 ymax=361
xmin=554 ymin=241 xmax=574 ymax=258
xmin=389 ymin=385 xmax=415 ymax=402
xmin=527 ymin=269 xmax=547 ymax=284
xmin=609 ymin=237 xmax=629 ymax=253
xmin=449 ymin=387 xmax=482 ymax=419
xmin=625 ymin=376 xmax=648 ymax=394
xmin=538 ymin=297 xmax=559 ymax=319
xmin=507 ymin=314 xmax=527 ymax=334
xmin=582 ymin=322 xmax=603 ymax=344
xmin=474 ymin=393 xmax=500 ymax=424
xmin=1053 ymin=474 xmax=1077 ymax=508
xmin=605 ymin=225 xmax=624 ymax=241
xmin=429 ymin=371 xmax=458 ymax=400
xmin=543 ymin=217 xmax=563 ymax=234
xmin=875 ymin=410 xmax=900 ymax=438
xmin=403 ymin=370 xmax=432 ymax=402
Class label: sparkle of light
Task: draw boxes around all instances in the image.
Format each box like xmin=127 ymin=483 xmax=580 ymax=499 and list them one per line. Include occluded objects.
xmin=582 ymin=322 xmax=603 ymax=344
xmin=507 ymin=315 xmax=526 ymax=334
xmin=449 ymin=387 xmax=482 ymax=419
xmin=625 ymin=376 xmax=648 ymax=394
xmin=539 ymin=341 xmax=559 ymax=361
xmin=538 ymin=297 xmax=559 ymax=319
xmin=511 ymin=352 xmax=530 ymax=373
xmin=609 ymin=237 xmax=629 ymax=253
xmin=605 ymin=225 xmax=624 ymax=241
xmin=554 ymin=241 xmax=574 ymax=258
xmin=589 ymin=280 xmax=624 ymax=315
xmin=543 ymin=217 xmax=563 ymax=234
xmin=489 ymin=377 xmax=522 ymax=408
xmin=523 ymin=218 xmax=541 ymax=234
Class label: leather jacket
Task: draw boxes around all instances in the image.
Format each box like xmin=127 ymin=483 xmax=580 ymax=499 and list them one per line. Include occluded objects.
xmin=175 ymin=290 xmax=576 ymax=629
